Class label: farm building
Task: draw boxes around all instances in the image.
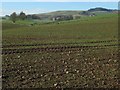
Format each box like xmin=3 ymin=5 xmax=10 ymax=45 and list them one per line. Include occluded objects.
xmin=72 ymin=15 xmax=81 ymax=19
xmin=51 ymin=15 xmax=73 ymax=21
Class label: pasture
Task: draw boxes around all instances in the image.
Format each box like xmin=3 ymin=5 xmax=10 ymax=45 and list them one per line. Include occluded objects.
xmin=2 ymin=13 xmax=120 ymax=88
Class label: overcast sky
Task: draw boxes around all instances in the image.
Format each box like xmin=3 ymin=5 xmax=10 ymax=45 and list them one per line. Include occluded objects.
xmin=1 ymin=1 xmax=119 ymax=16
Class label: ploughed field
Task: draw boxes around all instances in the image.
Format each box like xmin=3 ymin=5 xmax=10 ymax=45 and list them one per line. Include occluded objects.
xmin=2 ymin=14 xmax=120 ymax=88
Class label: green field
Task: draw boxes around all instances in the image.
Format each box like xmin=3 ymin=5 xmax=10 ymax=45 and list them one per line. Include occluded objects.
xmin=2 ymin=14 xmax=118 ymax=46
xmin=2 ymin=13 xmax=120 ymax=88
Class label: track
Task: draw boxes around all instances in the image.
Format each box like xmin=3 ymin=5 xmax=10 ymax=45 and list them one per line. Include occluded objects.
xmin=2 ymin=44 xmax=119 ymax=55
xmin=2 ymin=39 xmax=118 ymax=48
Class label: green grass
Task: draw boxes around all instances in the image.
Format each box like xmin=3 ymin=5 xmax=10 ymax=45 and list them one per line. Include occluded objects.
xmin=2 ymin=13 xmax=118 ymax=46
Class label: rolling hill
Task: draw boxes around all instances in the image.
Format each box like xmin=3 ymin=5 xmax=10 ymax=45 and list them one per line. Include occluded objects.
xmin=31 ymin=7 xmax=117 ymax=20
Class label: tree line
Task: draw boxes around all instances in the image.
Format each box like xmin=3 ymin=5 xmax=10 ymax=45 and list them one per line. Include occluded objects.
xmin=10 ymin=11 xmax=26 ymax=23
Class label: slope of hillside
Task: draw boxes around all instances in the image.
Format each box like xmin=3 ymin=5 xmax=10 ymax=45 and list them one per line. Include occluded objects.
xmin=2 ymin=13 xmax=118 ymax=45
xmin=31 ymin=7 xmax=116 ymax=20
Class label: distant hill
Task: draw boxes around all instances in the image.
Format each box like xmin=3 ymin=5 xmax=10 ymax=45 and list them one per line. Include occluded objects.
xmin=3 ymin=7 xmax=117 ymax=21
xmin=40 ymin=10 xmax=82 ymax=16
xmin=30 ymin=7 xmax=117 ymax=20
xmin=31 ymin=10 xmax=82 ymax=20
xmin=88 ymin=7 xmax=113 ymax=12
